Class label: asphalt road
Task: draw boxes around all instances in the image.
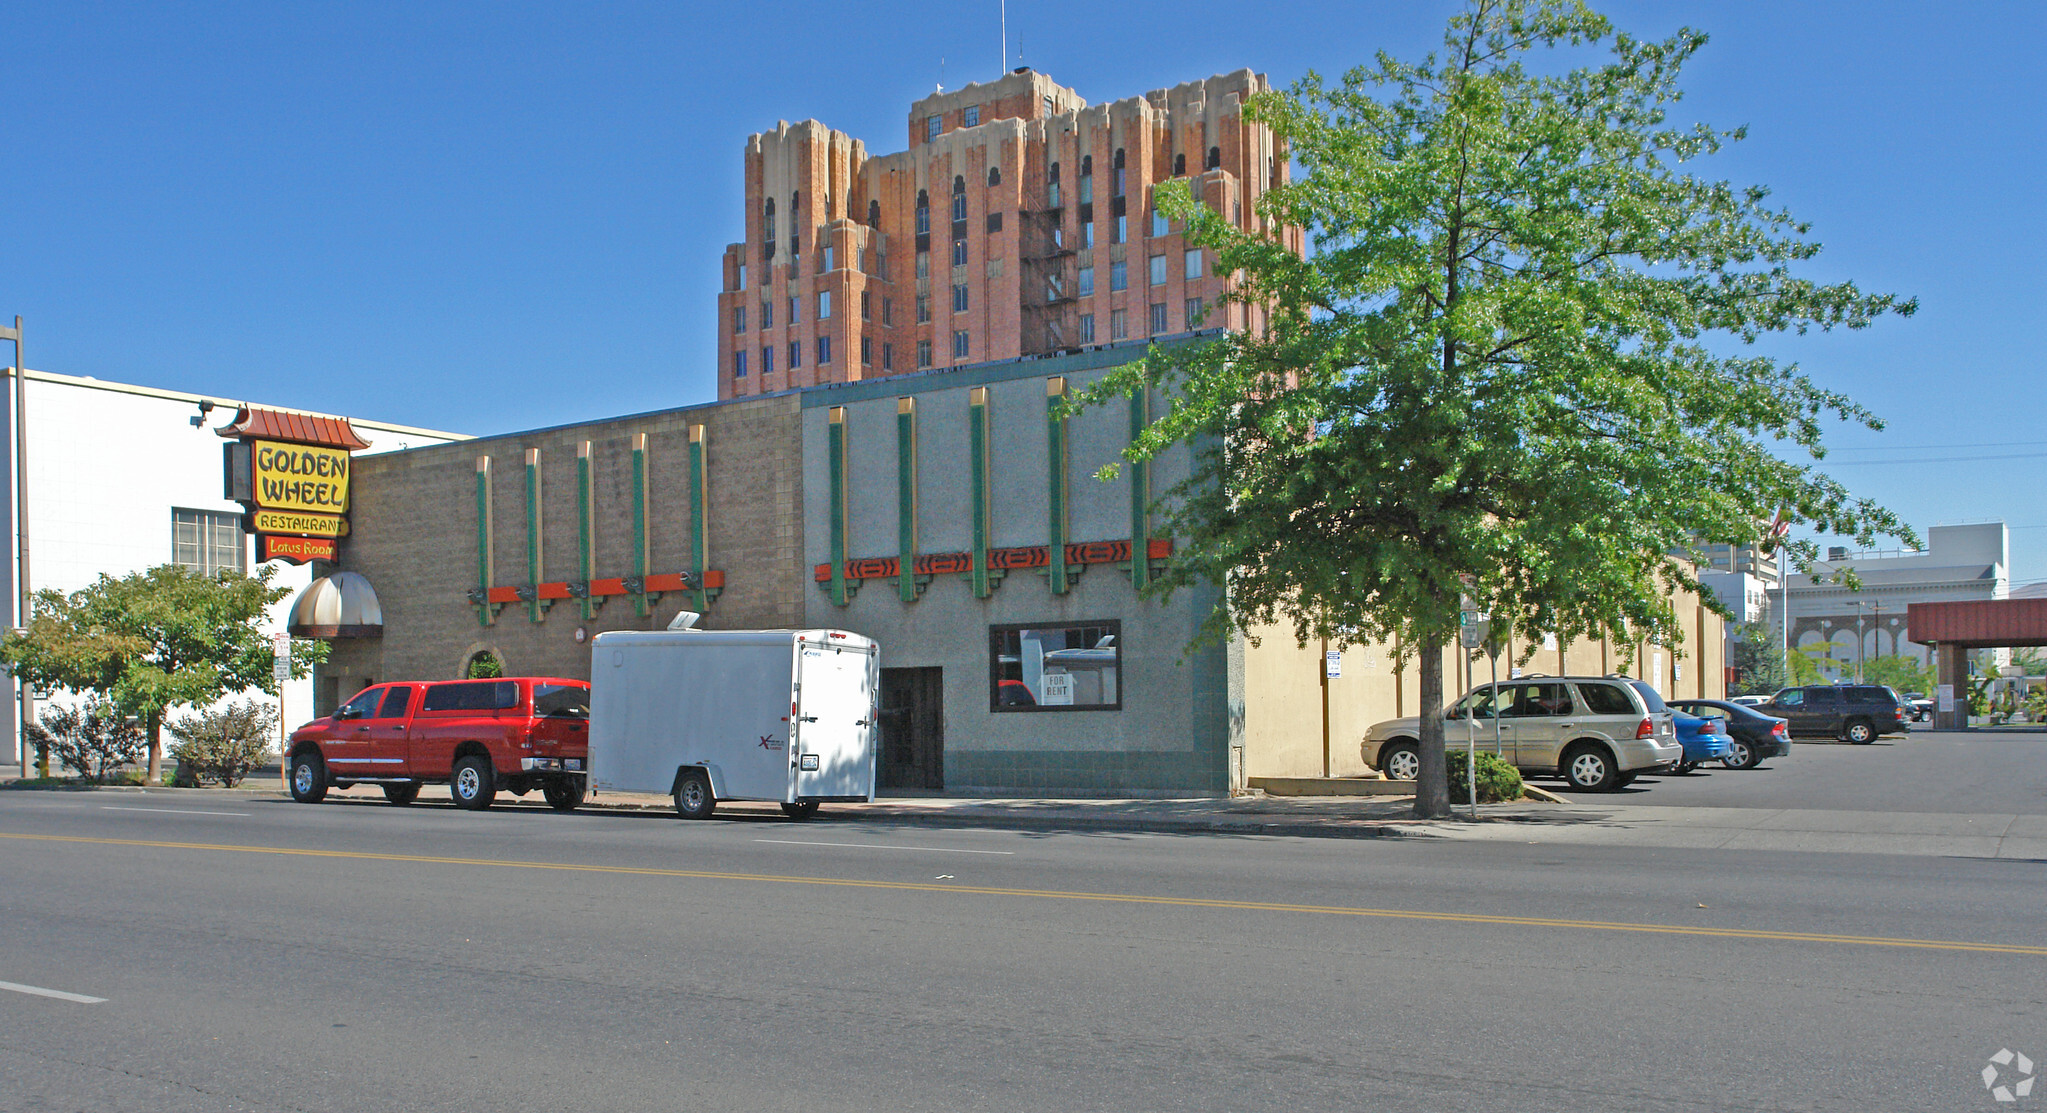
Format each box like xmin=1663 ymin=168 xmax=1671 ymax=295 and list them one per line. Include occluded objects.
xmin=3 ymin=789 xmax=2044 ymax=1111
xmin=1575 ymin=726 xmax=2047 ymax=814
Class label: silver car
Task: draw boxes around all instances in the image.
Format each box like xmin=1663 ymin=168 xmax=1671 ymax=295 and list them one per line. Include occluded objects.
xmin=1362 ymin=676 xmax=1681 ymax=792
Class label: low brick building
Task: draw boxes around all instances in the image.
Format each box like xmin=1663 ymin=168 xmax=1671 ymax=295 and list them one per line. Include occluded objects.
xmin=322 ymin=340 xmax=1724 ymax=796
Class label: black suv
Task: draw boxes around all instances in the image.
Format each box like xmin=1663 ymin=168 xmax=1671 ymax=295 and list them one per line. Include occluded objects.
xmin=1758 ymin=685 xmax=1911 ymax=744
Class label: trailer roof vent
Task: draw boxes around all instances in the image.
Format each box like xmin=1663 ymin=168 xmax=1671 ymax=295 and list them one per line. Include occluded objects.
xmin=666 ymin=610 xmax=702 ymax=632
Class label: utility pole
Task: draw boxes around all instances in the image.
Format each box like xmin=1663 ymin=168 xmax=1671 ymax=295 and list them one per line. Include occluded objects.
xmin=0 ymin=317 xmax=28 ymax=779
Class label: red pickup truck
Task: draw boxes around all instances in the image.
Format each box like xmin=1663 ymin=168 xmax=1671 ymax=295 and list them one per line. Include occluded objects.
xmin=287 ymin=677 xmax=591 ymax=811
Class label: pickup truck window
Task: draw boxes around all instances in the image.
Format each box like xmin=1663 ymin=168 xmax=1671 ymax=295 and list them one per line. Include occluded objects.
xmin=378 ymin=686 xmax=411 ymax=719
xmin=423 ymin=680 xmax=518 ymax=712
xmin=338 ymin=688 xmax=381 ymax=719
xmin=534 ymin=683 xmax=590 ymax=718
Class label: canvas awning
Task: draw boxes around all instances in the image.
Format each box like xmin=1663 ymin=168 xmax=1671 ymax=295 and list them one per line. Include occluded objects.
xmin=288 ymin=572 xmax=384 ymax=638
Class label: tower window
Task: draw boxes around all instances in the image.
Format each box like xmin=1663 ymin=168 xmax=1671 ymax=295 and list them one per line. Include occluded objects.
xmin=927 ymin=115 xmax=941 ymax=141
xmin=988 ymin=166 xmax=1002 ymax=187
xmin=964 ymin=105 xmax=980 ymax=127
xmin=1206 ymin=146 xmax=1220 ymax=170
xmin=952 ymin=283 xmax=969 ymax=312
xmin=952 ymin=330 xmax=970 ymax=359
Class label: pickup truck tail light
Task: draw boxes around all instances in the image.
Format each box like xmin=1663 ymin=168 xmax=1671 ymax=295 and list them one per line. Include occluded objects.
xmin=1635 ymin=717 xmax=1654 ymax=739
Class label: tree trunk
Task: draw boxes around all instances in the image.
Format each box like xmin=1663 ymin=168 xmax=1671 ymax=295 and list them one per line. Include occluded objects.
xmin=146 ymin=710 xmax=162 ymax=786
xmin=1414 ymin=635 xmax=1451 ymax=819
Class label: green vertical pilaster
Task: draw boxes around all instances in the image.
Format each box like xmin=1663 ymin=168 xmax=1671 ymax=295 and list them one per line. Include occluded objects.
xmin=631 ymin=433 xmax=650 ymax=617
xmin=523 ymin=448 xmax=543 ymax=622
xmin=1046 ymin=376 xmax=1070 ymax=594
xmin=1129 ymin=385 xmax=1151 ymax=591
xmin=968 ymin=387 xmax=992 ymax=599
xmin=576 ymin=442 xmax=595 ymax=620
xmin=474 ymin=456 xmax=494 ymax=626
xmin=688 ymin=424 xmax=709 ymax=612
xmin=827 ymin=407 xmax=850 ymax=606
xmin=896 ymin=397 xmax=919 ymax=603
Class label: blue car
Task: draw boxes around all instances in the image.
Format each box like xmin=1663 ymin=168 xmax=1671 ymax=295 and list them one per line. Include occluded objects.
xmin=1670 ymin=710 xmax=1733 ymax=773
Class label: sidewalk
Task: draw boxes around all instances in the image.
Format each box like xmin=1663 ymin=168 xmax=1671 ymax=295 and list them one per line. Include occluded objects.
xmin=11 ymin=772 xmax=2046 ymax=859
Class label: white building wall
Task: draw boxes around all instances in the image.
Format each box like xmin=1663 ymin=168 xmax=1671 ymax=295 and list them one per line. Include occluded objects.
xmin=1 ymin=368 xmax=464 ymax=766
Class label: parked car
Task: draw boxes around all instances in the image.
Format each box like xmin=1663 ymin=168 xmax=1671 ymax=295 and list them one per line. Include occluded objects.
xmin=1669 ymin=698 xmax=1792 ymax=770
xmin=1363 ymin=676 xmax=1680 ymax=792
xmin=1668 ymin=709 xmax=1733 ymax=773
xmin=1755 ymin=684 xmax=1910 ymax=744
xmin=1729 ymin=695 xmax=1770 ymax=708
xmin=288 ymin=676 xmax=592 ymax=810
xmin=1902 ymin=692 xmax=1934 ymax=721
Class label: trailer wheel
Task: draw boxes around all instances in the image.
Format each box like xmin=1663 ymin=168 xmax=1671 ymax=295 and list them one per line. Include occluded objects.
xmin=780 ymin=801 xmax=819 ymax=820
xmin=543 ymin=777 xmax=585 ymax=812
xmin=674 ymin=770 xmax=715 ymax=820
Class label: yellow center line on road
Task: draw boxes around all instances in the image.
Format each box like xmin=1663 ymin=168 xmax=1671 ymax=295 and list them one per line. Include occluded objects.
xmin=5 ymin=831 xmax=2041 ymax=958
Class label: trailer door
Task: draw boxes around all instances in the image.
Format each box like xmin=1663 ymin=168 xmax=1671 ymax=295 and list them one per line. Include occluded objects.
xmin=795 ymin=642 xmax=877 ymax=800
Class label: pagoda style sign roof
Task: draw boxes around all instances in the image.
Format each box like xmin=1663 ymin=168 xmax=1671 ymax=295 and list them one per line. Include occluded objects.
xmin=215 ymin=405 xmax=372 ymax=450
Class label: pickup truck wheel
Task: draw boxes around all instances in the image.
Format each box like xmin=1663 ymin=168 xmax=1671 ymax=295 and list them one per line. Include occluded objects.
xmin=542 ymin=778 xmax=585 ymax=812
xmin=781 ymin=801 xmax=819 ymax=820
xmin=1561 ymin=744 xmax=1618 ymax=792
xmin=673 ymin=771 xmax=715 ymax=820
xmin=288 ymin=752 xmax=328 ymax=804
xmin=450 ymin=756 xmax=496 ymax=810
xmin=381 ymin=783 xmax=420 ymax=806
xmin=1844 ymin=719 xmax=1876 ymax=745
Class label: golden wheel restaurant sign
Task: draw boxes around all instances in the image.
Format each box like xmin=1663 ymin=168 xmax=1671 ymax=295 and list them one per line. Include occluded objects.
xmin=252 ymin=442 xmax=350 ymax=513
xmin=218 ymin=407 xmax=370 ymax=567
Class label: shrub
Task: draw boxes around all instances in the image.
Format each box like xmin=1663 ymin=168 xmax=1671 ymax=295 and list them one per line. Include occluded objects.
xmin=167 ymin=700 xmax=278 ymax=787
xmin=1445 ymin=749 xmax=1522 ymax=804
xmin=30 ymin=701 xmax=146 ymax=783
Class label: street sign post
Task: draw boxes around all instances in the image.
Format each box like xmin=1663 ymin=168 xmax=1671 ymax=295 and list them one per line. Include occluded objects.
xmin=272 ymin=633 xmax=291 ymax=787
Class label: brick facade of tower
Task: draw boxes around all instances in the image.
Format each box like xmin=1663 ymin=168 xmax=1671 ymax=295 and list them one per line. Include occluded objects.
xmin=715 ymin=68 xmax=1302 ymax=400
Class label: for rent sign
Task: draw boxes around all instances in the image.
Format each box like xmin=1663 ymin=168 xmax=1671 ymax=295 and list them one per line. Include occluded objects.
xmin=253 ymin=441 xmax=351 ymax=513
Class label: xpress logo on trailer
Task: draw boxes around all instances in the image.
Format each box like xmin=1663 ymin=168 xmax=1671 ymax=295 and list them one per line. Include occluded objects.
xmin=219 ymin=407 xmax=371 ymax=565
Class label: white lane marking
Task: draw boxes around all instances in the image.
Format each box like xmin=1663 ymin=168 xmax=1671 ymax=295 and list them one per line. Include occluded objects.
xmin=101 ymin=807 xmax=250 ymax=818
xmin=753 ymin=838 xmax=1014 ymax=855
xmin=0 ymin=979 xmax=106 ymax=1004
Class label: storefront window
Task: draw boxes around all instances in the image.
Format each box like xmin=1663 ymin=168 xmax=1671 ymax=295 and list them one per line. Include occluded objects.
xmin=989 ymin=621 xmax=1121 ymax=711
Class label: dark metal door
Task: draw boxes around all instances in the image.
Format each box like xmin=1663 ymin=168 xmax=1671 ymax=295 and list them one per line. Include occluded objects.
xmin=877 ymin=667 xmax=944 ymax=790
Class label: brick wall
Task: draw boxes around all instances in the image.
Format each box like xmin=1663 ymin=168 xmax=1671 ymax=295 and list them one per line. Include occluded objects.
xmin=320 ymin=394 xmax=803 ymax=712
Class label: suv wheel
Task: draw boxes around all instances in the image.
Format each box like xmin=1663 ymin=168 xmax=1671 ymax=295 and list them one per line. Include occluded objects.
xmin=1561 ymin=744 xmax=1618 ymax=792
xmin=451 ymin=755 xmax=497 ymax=810
xmin=1844 ymin=719 xmax=1876 ymax=745
xmin=1380 ymin=743 xmax=1421 ymax=782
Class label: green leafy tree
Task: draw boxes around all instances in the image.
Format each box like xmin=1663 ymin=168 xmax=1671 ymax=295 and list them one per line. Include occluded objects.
xmin=0 ymin=564 xmax=327 ymax=783
xmin=1786 ymin=644 xmax=1836 ymax=686
xmin=1082 ymin=0 xmax=1912 ymax=817
xmin=1861 ymin=653 xmax=1933 ymax=694
xmin=1729 ymin=620 xmax=1788 ymax=696
xmin=465 ymin=651 xmax=504 ymax=679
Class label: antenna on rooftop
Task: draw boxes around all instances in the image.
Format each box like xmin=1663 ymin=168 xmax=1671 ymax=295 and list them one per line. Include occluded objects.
xmin=1000 ymin=0 xmax=1007 ymax=77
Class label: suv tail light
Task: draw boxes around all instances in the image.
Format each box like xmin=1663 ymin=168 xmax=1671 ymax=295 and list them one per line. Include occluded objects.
xmin=1636 ymin=717 xmax=1654 ymax=739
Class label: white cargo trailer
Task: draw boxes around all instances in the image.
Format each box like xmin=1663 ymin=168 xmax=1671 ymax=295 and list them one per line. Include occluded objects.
xmin=587 ymin=628 xmax=879 ymax=819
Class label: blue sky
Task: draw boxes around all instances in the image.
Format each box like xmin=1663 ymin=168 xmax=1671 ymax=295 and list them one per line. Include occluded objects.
xmin=3 ymin=1 xmax=2041 ymax=584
